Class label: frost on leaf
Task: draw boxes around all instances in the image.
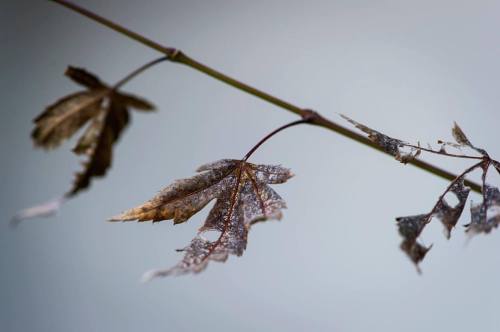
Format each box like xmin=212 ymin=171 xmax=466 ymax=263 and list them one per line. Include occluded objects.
xmin=435 ymin=179 xmax=471 ymax=238
xmin=466 ymin=185 xmax=500 ymax=235
xmin=395 ymin=177 xmax=470 ymax=270
xmin=340 ymin=114 xmax=420 ymax=163
xmin=110 ymin=159 xmax=293 ymax=279
xmin=31 ymin=66 xmax=155 ymax=196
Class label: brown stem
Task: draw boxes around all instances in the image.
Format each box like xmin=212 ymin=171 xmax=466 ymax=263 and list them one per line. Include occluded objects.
xmin=113 ymin=56 xmax=168 ymax=90
xmin=243 ymin=116 xmax=313 ymax=161
xmin=49 ymin=0 xmax=483 ymax=193
xmin=481 ymin=160 xmax=491 ymax=221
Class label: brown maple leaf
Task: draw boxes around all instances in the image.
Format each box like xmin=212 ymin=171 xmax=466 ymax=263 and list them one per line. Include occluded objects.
xmin=110 ymin=159 xmax=293 ymax=279
xmin=32 ymin=66 xmax=155 ymax=196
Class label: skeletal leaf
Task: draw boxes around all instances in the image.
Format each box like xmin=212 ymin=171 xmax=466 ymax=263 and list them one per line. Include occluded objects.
xmin=31 ymin=66 xmax=155 ymax=196
xmin=466 ymin=185 xmax=500 ymax=235
xmin=435 ymin=178 xmax=471 ymax=238
xmin=340 ymin=114 xmax=420 ymax=163
xmin=396 ymin=176 xmax=470 ymax=269
xmin=110 ymin=159 xmax=293 ymax=279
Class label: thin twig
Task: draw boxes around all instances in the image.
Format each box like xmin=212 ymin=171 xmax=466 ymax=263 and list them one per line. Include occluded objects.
xmin=49 ymin=0 xmax=483 ymax=193
xmin=402 ymin=143 xmax=483 ymax=160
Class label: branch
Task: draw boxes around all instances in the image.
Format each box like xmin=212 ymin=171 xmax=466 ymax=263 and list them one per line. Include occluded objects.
xmin=49 ymin=0 xmax=482 ymax=193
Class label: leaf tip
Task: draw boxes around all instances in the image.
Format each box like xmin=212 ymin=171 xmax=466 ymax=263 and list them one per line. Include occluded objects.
xmin=140 ymin=269 xmax=169 ymax=283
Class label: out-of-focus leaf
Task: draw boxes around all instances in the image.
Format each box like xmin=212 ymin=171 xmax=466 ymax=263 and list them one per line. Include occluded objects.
xmin=450 ymin=122 xmax=488 ymax=156
xmin=72 ymin=110 xmax=106 ymax=155
xmin=31 ymin=66 xmax=155 ymax=196
xmin=32 ymin=90 xmax=106 ymax=149
xmin=70 ymin=97 xmax=130 ymax=195
xmin=451 ymin=122 xmax=473 ymax=147
xmin=10 ymin=197 xmax=65 ymax=228
xmin=110 ymin=159 xmax=293 ymax=279
xmin=115 ymin=93 xmax=155 ymax=111
xmin=65 ymin=66 xmax=105 ymax=89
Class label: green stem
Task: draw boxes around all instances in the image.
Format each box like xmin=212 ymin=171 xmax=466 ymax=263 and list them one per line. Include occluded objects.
xmin=49 ymin=0 xmax=482 ymax=193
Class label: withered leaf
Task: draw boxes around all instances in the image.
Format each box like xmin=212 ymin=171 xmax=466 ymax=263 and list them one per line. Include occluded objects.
xmin=110 ymin=159 xmax=293 ymax=279
xmin=435 ymin=178 xmax=471 ymax=238
xmin=396 ymin=177 xmax=470 ymax=269
xmin=466 ymin=185 xmax=500 ymax=235
xmin=450 ymin=122 xmax=488 ymax=156
xmin=396 ymin=214 xmax=431 ymax=269
xmin=493 ymin=161 xmax=500 ymax=176
xmin=451 ymin=122 xmax=473 ymax=147
xmin=32 ymin=66 xmax=155 ymax=196
xmin=341 ymin=114 xmax=420 ymax=163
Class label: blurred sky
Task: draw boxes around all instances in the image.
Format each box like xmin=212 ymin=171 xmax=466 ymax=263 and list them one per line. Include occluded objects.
xmin=2 ymin=0 xmax=500 ymax=331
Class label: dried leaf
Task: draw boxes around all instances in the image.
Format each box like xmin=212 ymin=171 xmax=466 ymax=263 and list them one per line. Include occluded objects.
xmin=435 ymin=179 xmax=471 ymax=238
xmin=72 ymin=110 xmax=106 ymax=155
xmin=466 ymin=185 xmax=500 ymax=235
xmin=32 ymin=90 xmax=105 ymax=149
xmin=70 ymin=97 xmax=130 ymax=195
xmin=396 ymin=176 xmax=470 ymax=269
xmin=65 ymin=66 xmax=105 ymax=89
xmin=450 ymin=122 xmax=488 ymax=156
xmin=341 ymin=114 xmax=420 ymax=163
xmin=115 ymin=93 xmax=155 ymax=111
xmin=110 ymin=159 xmax=293 ymax=278
xmin=31 ymin=66 xmax=155 ymax=196
xmin=396 ymin=214 xmax=431 ymax=268
xmin=451 ymin=122 xmax=473 ymax=147
xmin=493 ymin=161 xmax=500 ymax=176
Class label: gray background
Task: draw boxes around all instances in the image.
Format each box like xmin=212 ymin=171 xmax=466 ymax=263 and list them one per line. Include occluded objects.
xmin=2 ymin=0 xmax=500 ymax=331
